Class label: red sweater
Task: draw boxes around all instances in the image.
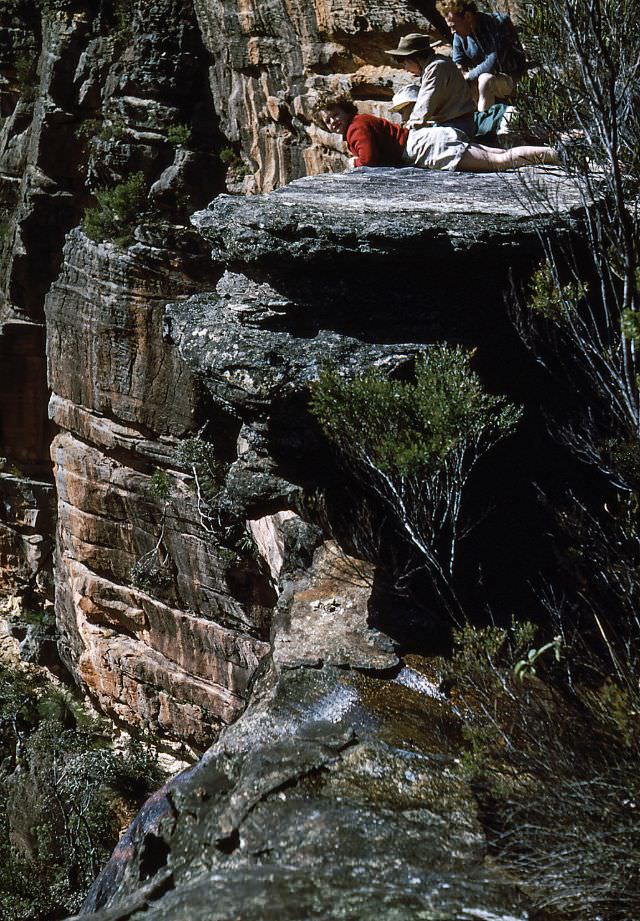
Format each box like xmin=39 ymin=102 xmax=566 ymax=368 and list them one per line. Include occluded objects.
xmin=346 ymin=114 xmax=409 ymax=168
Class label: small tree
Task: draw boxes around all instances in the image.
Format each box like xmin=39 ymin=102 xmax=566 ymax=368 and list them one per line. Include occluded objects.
xmin=512 ymin=0 xmax=640 ymax=487
xmin=310 ymin=346 xmax=522 ymax=621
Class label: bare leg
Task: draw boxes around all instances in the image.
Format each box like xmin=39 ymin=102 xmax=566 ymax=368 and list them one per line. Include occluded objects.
xmin=476 ymin=73 xmax=495 ymax=112
xmin=457 ymin=143 xmax=560 ymax=172
xmin=475 ymin=73 xmax=516 ymax=112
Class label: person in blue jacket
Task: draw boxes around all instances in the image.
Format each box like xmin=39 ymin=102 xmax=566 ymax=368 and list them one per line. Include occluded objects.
xmin=438 ymin=0 xmax=527 ymax=110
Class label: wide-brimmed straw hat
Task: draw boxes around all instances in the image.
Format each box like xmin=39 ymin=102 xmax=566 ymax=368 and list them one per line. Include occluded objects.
xmin=389 ymin=84 xmax=421 ymax=111
xmin=385 ymin=33 xmax=440 ymax=57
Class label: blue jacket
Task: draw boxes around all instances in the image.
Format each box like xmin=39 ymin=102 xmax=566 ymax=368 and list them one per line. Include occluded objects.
xmin=452 ymin=12 xmax=527 ymax=81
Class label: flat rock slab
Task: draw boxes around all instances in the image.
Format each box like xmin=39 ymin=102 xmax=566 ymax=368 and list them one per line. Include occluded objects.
xmin=192 ymin=166 xmax=585 ymax=263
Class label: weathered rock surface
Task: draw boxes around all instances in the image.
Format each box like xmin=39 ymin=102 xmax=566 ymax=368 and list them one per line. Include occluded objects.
xmin=0 ymin=470 xmax=54 ymax=600
xmin=73 ymin=538 xmax=528 ymax=920
xmin=62 ymin=165 xmax=586 ymax=918
xmin=0 ymin=0 xmax=225 ymax=608
xmin=44 ymin=230 xmax=281 ymax=748
xmin=168 ymin=168 xmax=579 ymax=590
xmin=0 ymin=3 xmax=589 ymax=914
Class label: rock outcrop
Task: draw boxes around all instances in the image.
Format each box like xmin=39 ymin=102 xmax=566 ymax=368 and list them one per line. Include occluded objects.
xmin=76 ymin=538 xmax=529 ymax=921
xmin=0 ymin=2 xmax=595 ymax=914
xmin=59 ymin=165 xmax=583 ymax=918
xmin=45 ymin=228 xmax=279 ymax=749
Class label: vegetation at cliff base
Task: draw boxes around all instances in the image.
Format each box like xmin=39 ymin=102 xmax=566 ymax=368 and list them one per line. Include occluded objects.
xmin=0 ymin=664 xmax=165 ymax=920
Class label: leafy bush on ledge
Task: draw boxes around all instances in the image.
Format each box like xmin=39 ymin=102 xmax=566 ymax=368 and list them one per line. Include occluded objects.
xmin=309 ymin=346 xmax=522 ymax=621
xmin=82 ymin=172 xmax=148 ymax=248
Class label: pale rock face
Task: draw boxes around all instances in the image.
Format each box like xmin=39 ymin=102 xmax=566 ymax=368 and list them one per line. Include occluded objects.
xmin=45 ymin=231 xmax=276 ymax=747
xmin=192 ymin=0 xmax=440 ymax=191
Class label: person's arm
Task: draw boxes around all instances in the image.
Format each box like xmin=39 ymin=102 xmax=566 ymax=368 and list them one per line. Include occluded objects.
xmin=346 ymin=120 xmax=378 ymax=167
xmin=467 ymin=15 xmax=524 ymax=80
xmin=466 ymin=51 xmax=498 ymax=81
xmin=407 ymin=62 xmax=445 ymax=128
xmin=451 ymin=34 xmax=471 ymax=70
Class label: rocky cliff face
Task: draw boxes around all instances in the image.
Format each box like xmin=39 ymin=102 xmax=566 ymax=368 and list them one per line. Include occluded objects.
xmin=0 ymin=0 xmax=586 ymax=914
xmin=59 ymin=165 xmax=581 ymax=918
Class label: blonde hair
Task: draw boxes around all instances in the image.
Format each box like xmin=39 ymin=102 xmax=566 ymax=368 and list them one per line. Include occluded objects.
xmin=437 ymin=0 xmax=477 ymax=15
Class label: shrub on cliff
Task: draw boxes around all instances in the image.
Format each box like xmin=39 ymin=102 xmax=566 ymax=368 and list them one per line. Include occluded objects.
xmin=512 ymin=0 xmax=640 ymax=490
xmin=0 ymin=664 xmax=165 ymax=920
xmin=82 ymin=172 xmax=148 ymax=248
xmin=486 ymin=1 xmax=640 ymax=912
xmin=309 ymin=346 xmax=521 ymax=621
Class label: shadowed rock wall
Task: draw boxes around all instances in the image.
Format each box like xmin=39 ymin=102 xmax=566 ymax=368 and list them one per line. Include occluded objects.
xmin=0 ymin=0 xmax=543 ymax=750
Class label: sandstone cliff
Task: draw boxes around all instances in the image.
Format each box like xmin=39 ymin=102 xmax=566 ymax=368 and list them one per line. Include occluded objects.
xmin=0 ymin=0 xmax=529 ymax=748
xmin=0 ymin=1 xmax=592 ymax=916
xmin=59 ymin=165 xmax=581 ymax=919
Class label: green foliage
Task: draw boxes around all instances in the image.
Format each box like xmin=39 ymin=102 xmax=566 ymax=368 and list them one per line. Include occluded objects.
xmin=513 ymin=635 xmax=562 ymax=680
xmin=175 ymin=435 xmax=227 ymax=500
xmin=516 ymin=0 xmax=640 ymax=177
xmin=167 ymin=123 xmax=192 ymax=146
xmin=74 ymin=117 xmax=102 ymax=141
xmin=219 ymin=147 xmax=252 ymax=176
xmin=0 ymin=664 xmax=165 ymax=920
xmin=309 ymin=348 xmax=521 ymax=617
xmin=130 ymin=548 xmax=173 ymax=591
xmin=528 ymin=261 xmax=587 ymax=322
xmin=621 ymin=307 xmax=640 ymax=342
xmin=219 ymin=146 xmax=238 ymax=166
xmin=36 ymin=0 xmax=75 ymax=12
xmin=311 ymin=348 xmax=521 ymax=478
xmin=445 ymin=619 xmax=640 ymax=920
xmin=82 ymin=172 xmax=148 ymax=248
xmin=108 ymin=0 xmax=136 ymax=41
xmin=98 ymin=118 xmax=127 ymax=142
xmin=149 ymin=468 xmax=172 ymax=501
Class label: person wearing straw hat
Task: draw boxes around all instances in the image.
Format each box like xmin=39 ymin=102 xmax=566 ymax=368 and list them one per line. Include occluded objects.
xmin=385 ymin=32 xmax=558 ymax=171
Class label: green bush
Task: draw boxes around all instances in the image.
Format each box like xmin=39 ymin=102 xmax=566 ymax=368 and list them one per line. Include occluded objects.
xmin=311 ymin=348 xmax=520 ymax=477
xmin=309 ymin=347 xmax=521 ymax=619
xmin=0 ymin=664 xmax=165 ymax=920
xmin=149 ymin=468 xmax=172 ymax=501
xmin=82 ymin=172 xmax=148 ymax=248
xmin=219 ymin=146 xmax=252 ymax=176
xmin=167 ymin=123 xmax=192 ymax=146
xmin=74 ymin=117 xmax=102 ymax=141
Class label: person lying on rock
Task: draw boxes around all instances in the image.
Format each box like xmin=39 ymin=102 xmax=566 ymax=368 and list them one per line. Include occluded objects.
xmin=437 ymin=0 xmax=527 ymax=111
xmin=385 ymin=33 xmax=558 ymax=171
xmin=315 ymin=96 xmax=409 ymax=168
xmin=390 ymin=82 xmax=512 ymax=142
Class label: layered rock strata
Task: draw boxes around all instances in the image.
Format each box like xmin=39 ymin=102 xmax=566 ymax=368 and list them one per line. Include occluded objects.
xmin=0 ymin=0 xmax=225 ymax=606
xmin=64 ymin=166 xmax=583 ymax=918
xmin=44 ymin=227 xmax=280 ymax=749
xmin=193 ymin=0 xmax=447 ymax=192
